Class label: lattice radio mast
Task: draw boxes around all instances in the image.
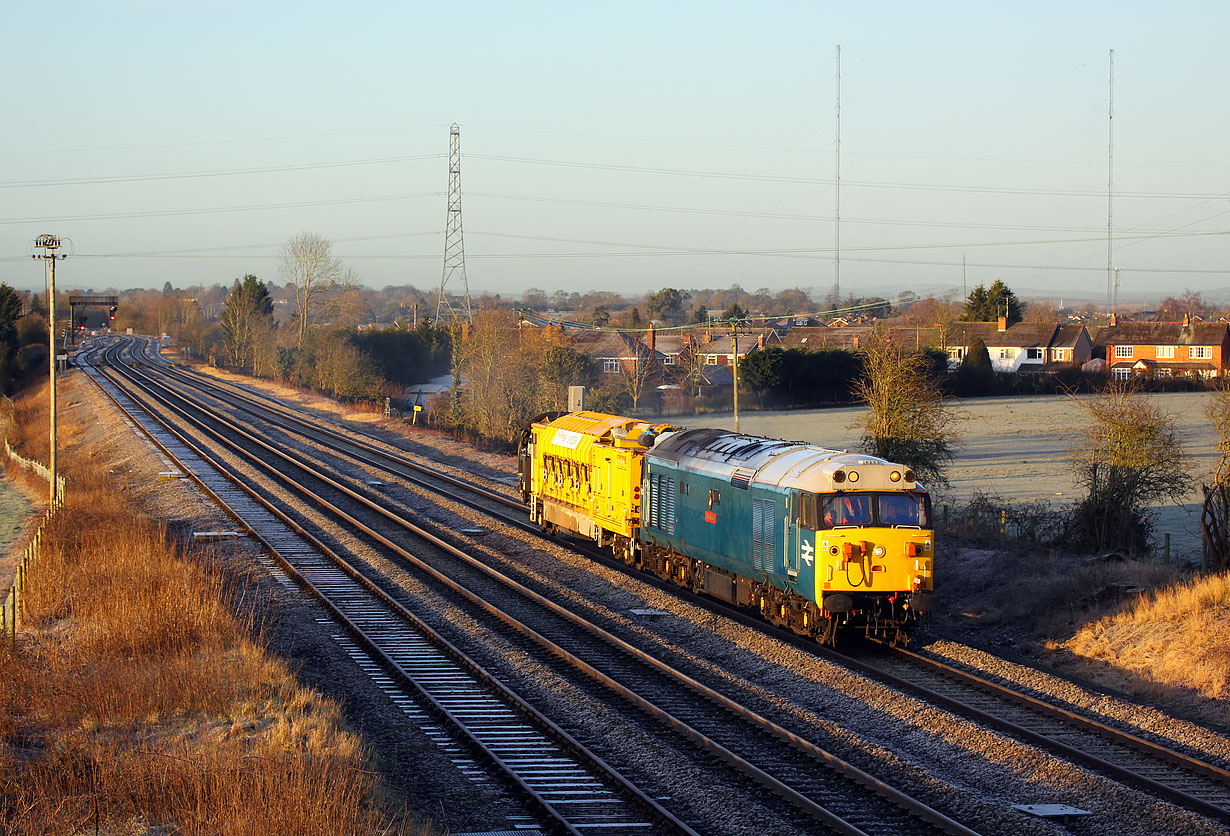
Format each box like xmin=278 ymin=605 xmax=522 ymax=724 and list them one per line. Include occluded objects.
xmin=436 ymin=123 xmax=473 ymax=324
xmin=1107 ymin=48 xmax=1114 ymax=314
xmin=833 ymin=44 xmax=841 ymax=310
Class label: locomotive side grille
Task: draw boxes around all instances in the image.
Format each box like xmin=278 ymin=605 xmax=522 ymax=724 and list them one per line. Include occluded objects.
xmin=648 ymin=474 xmax=659 ymax=530
xmin=752 ymin=498 xmax=776 ymax=572
xmin=764 ymin=499 xmax=775 ymax=566
xmin=666 ymin=478 xmax=676 ymax=535
xmin=752 ymin=499 xmax=764 ymax=570
xmin=730 ymin=468 xmax=754 ymax=490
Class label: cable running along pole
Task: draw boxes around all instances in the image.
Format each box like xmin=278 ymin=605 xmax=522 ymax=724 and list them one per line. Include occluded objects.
xmin=32 ymin=234 xmax=65 ymax=504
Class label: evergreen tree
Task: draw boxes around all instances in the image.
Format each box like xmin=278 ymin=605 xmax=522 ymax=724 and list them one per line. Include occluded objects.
xmin=954 ymin=335 xmax=995 ymax=395
xmin=0 ymin=284 xmax=21 ymax=393
xmin=646 ymin=288 xmax=689 ymax=324
xmin=961 ymin=279 xmax=1025 ymax=325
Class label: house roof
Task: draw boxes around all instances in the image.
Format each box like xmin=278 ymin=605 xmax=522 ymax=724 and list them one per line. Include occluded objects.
xmin=1051 ymin=324 xmax=1087 ymax=348
xmin=779 ymin=326 xmax=875 ymax=350
xmin=1096 ymin=321 xmax=1230 ymax=347
xmin=945 ymin=322 xmax=1059 ymax=349
xmin=567 ymin=330 xmax=651 ymax=360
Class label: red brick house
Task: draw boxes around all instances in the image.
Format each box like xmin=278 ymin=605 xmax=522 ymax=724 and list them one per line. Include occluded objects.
xmin=1097 ymin=315 xmax=1230 ymax=380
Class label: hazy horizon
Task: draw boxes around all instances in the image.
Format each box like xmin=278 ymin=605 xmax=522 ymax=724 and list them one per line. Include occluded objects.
xmin=5 ymin=2 xmax=1228 ymax=305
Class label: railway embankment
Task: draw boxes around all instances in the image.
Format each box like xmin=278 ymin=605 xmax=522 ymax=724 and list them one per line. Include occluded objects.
xmin=0 ymin=377 xmax=439 ymax=835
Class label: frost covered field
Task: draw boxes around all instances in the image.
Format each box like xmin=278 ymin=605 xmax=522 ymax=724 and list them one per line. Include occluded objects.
xmin=683 ymin=392 xmax=1220 ymax=561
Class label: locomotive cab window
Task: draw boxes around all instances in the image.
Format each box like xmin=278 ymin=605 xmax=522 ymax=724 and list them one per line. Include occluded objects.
xmin=817 ymin=492 xmax=930 ymax=529
xmin=797 ymin=492 xmax=819 ymax=530
xmin=821 ymin=494 xmax=873 ymax=528
xmin=879 ymin=492 xmax=931 ymax=528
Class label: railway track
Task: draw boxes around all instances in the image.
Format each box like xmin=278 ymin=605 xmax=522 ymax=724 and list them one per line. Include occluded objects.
xmin=79 ymin=339 xmax=694 ymax=836
xmin=87 ymin=335 xmax=990 ymax=836
xmin=841 ymin=641 xmax=1230 ymax=824
xmin=80 ymin=335 xmax=1230 ymax=832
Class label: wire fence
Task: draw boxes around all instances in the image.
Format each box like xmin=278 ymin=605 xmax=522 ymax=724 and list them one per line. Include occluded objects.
xmin=2 ymin=440 xmax=66 ymax=642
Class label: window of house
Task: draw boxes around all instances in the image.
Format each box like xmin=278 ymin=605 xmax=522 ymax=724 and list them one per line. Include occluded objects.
xmin=1114 ymin=345 xmax=1133 ymax=359
xmin=1156 ymin=367 xmax=1172 ymax=377
xmin=1156 ymin=346 xmax=1175 ymax=359
xmin=1190 ymin=346 xmax=1212 ymax=359
xmin=998 ymin=348 xmax=1016 ymax=360
xmin=705 ymin=355 xmax=718 ymax=365
xmin=1027 ymin=348 xmax=1043 ymax=360
xmin=947 ymin=347 xmax=964 ymax=360
xmin=1054 ymin=348 xmax=1068 ymax=361
xmin=1112 ymin=368 xmax=1132 ymax=381
xmin=603 ymin=359 xmax=620 ymax=373
xmin=663 ymin=355 xmax=675 ymax=365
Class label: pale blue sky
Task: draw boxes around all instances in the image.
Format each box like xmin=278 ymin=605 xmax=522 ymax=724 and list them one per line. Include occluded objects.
xmin=3 ymin=1 xmax=1228 ymax=308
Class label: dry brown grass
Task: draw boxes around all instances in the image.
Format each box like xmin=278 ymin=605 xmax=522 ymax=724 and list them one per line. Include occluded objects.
xmin=0 ymin=384 xmax=437 ymax=835
xmin=1063 ymin=572 xmax=1230 ymax=701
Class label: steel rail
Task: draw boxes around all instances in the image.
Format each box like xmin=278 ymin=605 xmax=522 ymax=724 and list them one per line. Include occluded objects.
xmin=83 ymin=339 xmax=695 ymax=836
xmin=110 ymin=335 xmax=1230 ymax=828
xmin=103 ymin=337 xmax=984 ymax=836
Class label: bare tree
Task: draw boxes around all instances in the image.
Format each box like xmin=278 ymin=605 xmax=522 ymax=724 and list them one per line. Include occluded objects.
xmin=618 ymin=333 xmax=655 ymax=412
xmin=853 ymin=333 xmax=960 ymax=489
xmin=1202 ymin=390 xmax=1230 ymax=571
xmin=279 ymin=233 xmax=350 ymax=347
xmin=450 ymin=310 xmax=548 ymax=443
xmin=1070 ymin=385 xmax=1190 ymax=554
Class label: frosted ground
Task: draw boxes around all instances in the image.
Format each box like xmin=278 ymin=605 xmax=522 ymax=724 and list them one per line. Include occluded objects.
xmin=682 ymin=392 xmax=1220 ymax=562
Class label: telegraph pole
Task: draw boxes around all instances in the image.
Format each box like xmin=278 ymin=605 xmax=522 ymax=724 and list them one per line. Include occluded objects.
xmin=731 ymin=328 xmax=740 ymax=433
xmin=32 ymin=234 xmax=65 ymax=504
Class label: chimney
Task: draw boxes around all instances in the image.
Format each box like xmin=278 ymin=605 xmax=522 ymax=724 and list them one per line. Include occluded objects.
xmin=647 ymin=322 xmax=656 ymax=353
xmin=1109 ymin=312 xmax=1118 ymax=326
xmin=757 ymin=333 xmax=764 ymax=349
xmin=997 ymin=315 xmax=1007 ymax=332
xmin=1184 ymin=312 xmax=1191 ymax=326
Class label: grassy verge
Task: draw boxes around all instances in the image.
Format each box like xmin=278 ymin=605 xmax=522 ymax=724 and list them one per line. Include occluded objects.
xmin=937 ymin=494 xmax=1230 ymax=711
xmin=0 ymin=383 xmax=435 ymax=835
xmin=1062 ymin=572 xmax=1230 ymax=701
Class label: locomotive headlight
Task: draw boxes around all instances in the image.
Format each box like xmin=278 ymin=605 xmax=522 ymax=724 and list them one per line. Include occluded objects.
xmin=832 ymin=470 xmax=846 ymax=484
xmin=847 ymin=470 xmax=859 ymax=483
xmin=904 ymin=469 xmax=915 ymax=483
xmin=872 ymin=544 xmax=885 ymax=557
xmin=889 ymin=470 xmax=901 ymax=482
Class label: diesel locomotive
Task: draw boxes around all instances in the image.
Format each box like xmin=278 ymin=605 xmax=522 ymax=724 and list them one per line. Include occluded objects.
xmin=519 ymin=410 xmax=934 ymax=644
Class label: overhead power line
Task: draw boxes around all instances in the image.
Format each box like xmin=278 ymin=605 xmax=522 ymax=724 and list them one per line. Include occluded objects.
xmin=468 ymin=153 xmax=1230 ymax=200
xmin=0 ymin=153 xmax=444 ymax=189
xmin=0 ymin=192 xmax=442 ymax=226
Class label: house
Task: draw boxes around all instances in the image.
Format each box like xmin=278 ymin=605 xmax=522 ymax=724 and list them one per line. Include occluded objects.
xmin=567 ymin=329 xmax=659 ymax=376
xmin=778 ymin=318 xmax=1092 ymax=374
xmin=1047 ymin=324 xmax=1094 ymax=365
xmin=1096 ymin=314 xmax=1230 ymax=380
xmin=939 ymin=318 xmax=1093 ymax=373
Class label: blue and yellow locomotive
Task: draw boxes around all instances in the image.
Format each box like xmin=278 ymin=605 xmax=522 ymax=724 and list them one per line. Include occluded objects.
xmin=519 ymin=411 xmax=934 ymax=644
